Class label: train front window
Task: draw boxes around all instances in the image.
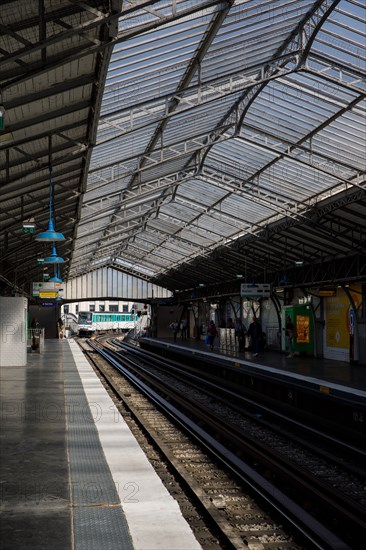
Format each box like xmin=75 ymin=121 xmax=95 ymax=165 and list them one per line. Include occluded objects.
xmin=79 ymin=312 xmax=92 ymax=324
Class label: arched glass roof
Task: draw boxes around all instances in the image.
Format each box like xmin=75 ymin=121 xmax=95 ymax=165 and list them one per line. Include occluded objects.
xmin=70 ymin=0 xmax=365 ymax=290
xmin=1 ymin=1 xmax=365 ymax=294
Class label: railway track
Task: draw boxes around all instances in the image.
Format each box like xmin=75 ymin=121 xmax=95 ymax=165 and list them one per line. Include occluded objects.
xmin=80 ymin=337 xmax=366 ymax=549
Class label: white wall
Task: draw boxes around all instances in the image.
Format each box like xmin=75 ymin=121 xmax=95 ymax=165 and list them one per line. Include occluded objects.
xmin=0 ymin=297 xmax=28 ymax=366
xmin=63 ymin=267 xmax=172 ymax=301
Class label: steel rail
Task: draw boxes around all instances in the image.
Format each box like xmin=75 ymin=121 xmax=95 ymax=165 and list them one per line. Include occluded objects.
xmin=88 ymin=338 xmax=359 ymax=549
xmin=113 ymin=339 xmax=366 ymax=462
xmin=107 ymin=340 xmax=366 ymax=536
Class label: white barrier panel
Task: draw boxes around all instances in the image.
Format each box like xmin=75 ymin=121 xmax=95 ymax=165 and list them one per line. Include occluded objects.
xmin=0 ymin=297 xmax=28 ymax=366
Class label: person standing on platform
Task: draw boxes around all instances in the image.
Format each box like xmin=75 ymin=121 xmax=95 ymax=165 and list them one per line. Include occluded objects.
xmin=235 ymin=319 xmax=247 ymax=352
xmin=248 ymin=316 xmax=261 ymax=357
xmin=170 ymin=319 xmax=179 ymax=342
xmin=57 ymin=317 xmax=65 ymax=339
xmin=180 ymin=318 xmax=187 ymax=340
xmin=207 ymin=320 xmax=218 ymax=351
xmin=226 ymin=318 xmax=234 ymax=329
xmin=285 ymin=315 xmax=295 ymax=358
xmin=31 ymin=317 xmax=40 ymax=351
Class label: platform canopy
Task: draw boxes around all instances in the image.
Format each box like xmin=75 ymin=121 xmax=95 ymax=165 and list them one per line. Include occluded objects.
xmin=1 ymin=0 xmax=365 ymax=296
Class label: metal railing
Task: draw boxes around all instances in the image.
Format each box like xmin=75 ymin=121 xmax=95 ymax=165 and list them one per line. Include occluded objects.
xmin=266 ymin=326 xmax=281 ymax=350
xmin=219 ymin=328 xmax=238 ymax=355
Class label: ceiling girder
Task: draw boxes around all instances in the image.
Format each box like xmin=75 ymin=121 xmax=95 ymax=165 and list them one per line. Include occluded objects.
xmin=165 ymin=252 xmax=365 ymax=298
xmin=2 ymin=0 xmax=224 ymax=91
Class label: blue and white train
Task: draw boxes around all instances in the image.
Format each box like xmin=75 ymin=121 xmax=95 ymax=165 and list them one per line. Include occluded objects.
xmin=77 ymin=311 xmax=138 ymax=336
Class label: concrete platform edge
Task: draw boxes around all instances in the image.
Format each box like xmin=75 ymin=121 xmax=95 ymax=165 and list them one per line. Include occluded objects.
xmin=68 ymin=339 xmax=201 ymax=550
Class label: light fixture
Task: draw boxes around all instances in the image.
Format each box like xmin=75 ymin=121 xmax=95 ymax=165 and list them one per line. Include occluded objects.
xmin=35 ymin=166 xmax=65 ymax=242
xmin=35 ymin=219 xmax=65 ymax=241
xmin=0 ymin=104 xmax=5 ymax=131
xmin=49 ymin=274 xmax=62 ymax=283
xmin=49 ymin=265 xmax=63 ymax=283
xmin=43 ymin=245 xmax=64 ymax=264
xmin=294 ymin=260 xmax=303 ymax=267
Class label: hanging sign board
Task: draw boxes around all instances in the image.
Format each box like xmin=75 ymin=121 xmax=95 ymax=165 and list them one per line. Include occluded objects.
xmin=33 ymin=281 xmax=63 ymax=297
xmin=39 ymin=291 xmax=58 ymax=298
xmin=319 ymin=288 xmax=336 ymax=297
xmin=240 ymin=283 xmax=271 ymax=298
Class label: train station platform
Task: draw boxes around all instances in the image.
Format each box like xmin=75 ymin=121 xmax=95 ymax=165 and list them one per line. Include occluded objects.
xmin=0 ymin=339 xmax=201 ymax=550
xmin=137 ymin=337 xmax=366 ymax=443
xmin=139 ymin=337 xmax=366 ymax=394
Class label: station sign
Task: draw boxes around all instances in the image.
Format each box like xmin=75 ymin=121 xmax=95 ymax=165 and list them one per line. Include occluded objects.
xmin=240 ymin=283 xmax=271 ymax=298
xmin=39 ymin=291 xmax=58 ymax=298
xmin=299 ymin=296 xmax=312 ymax=304
xmin=33 ymin=281 xmax=63 ymax=297
xmin=319 ymin=288 xmax=336 ymax=297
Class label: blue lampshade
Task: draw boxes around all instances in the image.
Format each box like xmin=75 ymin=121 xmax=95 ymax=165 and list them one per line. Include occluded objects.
xmin=35 ymin=219 xmax=65 ymax=242
xmin=49 ymin=273 xmax=63 ymax=283
xmin=49 ymin=265 xmax=63 ymax=283
xmin=43 ymin=245 xmax=64 ymax=264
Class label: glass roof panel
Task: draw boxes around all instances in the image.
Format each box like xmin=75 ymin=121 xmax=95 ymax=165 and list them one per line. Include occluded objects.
xmin=102 ymin=4 xmax=218 ymax=116
xmin=311 ymin=0 xmax=366 ymax=74
xmin=69 ymin=0 xmax=365 ymax=283
xmin=196 ymin=0 xmax=317 ymax=83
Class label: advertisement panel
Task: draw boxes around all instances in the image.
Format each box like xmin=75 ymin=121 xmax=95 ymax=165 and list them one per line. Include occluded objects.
xmin=325 ymin=293 xmax=349 ymax=349
xmin=282 ymin=305 xmax=314 ymax=355
xmin=324 ymin=285 xmax=362 ymax=361
xmin=296 ymin=315 xmax=310 ymax=344
xmin=325 ymin=286 xmax=361 ymax=349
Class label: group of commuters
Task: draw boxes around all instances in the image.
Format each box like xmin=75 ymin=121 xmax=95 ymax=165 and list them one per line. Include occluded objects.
xmin=169 ymin=314 xmax=296 ymax=357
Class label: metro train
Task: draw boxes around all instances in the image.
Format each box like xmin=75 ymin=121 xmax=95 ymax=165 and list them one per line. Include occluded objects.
xmin=77 ymin=311 xmax=138 ymax=336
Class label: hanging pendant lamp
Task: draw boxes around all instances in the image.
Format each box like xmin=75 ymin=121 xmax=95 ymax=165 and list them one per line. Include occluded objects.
xmin=49 ymin=272 xmax=63 ymax=283
xmin=35 ymin=166 xmax=65 ymax=242
xmin=43 ymin=244 xmax=64 ymax=264
xmin=35 ymin=219 xmax=65 ymax=242
xmin=49 ymin=264 xmax=63 ymax=283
